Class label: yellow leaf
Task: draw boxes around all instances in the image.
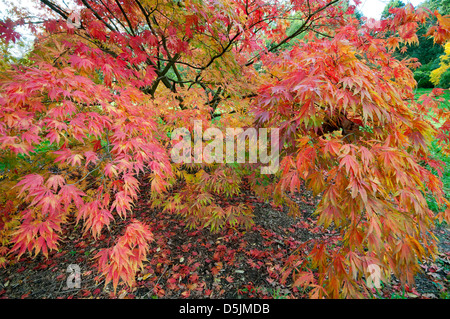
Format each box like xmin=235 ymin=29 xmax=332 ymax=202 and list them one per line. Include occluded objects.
xmin=142 ymin=273 xmax=153 ymax=281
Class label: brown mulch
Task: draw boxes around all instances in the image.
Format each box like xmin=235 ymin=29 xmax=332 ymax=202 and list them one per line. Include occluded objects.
xmin=0 ymin=184 xmax=449 ymax=299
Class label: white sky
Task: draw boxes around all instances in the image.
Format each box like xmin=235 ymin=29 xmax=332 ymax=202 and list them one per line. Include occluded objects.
xmin=354 ymin=0 xmax=425 ymax=20
xmin=0 ymin=1 xmax=428 ymax=22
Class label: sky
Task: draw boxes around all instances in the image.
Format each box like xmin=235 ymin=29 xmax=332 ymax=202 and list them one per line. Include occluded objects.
xmin=355 ymin=0 xmax=425 ymax=19
xmin=0 ymin=1 xmax=429 ymax=24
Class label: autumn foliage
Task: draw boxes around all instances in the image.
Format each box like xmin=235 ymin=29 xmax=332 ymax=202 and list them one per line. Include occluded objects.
xmin=1 ymin=0 xmax=450 ymax=298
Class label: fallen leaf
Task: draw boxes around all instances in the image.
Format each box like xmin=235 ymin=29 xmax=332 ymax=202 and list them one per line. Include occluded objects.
xmin=181 ymin=290 xmax=190 ymax=298
xmin=142 ymin=273 xmax=153 ymax=281
xmin=118 ymin=290 xmax=127 ymax=299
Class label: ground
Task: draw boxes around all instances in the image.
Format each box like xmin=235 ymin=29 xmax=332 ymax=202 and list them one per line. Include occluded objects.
xmin=0 ymin=182 xmax=449 ymax=299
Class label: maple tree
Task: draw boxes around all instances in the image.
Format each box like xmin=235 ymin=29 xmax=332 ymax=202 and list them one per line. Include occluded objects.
xmin=1 ymin=0 xmax=450 ymax=298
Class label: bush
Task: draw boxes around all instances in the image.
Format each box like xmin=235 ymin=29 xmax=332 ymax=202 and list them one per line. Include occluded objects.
xmin=414 ymin=69 xmax=435 ymax=88
xmin=415 ymin=59 xmax=441 ymax=88
xmin=438 ymin=67 xmax=450 ymax=88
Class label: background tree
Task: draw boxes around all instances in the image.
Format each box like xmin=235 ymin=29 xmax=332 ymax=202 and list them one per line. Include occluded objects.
xmin=422 ymin=0 xmax=450 ymax=14
xmin=377 ymin=0 xmax=445 ymax=88
xmin=381 ymin=0 xmax=406 ymax=19
xmin=422 ymin=0 xmax=450 ymax=87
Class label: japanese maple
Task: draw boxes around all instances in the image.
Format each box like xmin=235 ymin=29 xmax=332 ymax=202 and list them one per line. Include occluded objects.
xmin=0 ymin=0 xmax=449 ymax=298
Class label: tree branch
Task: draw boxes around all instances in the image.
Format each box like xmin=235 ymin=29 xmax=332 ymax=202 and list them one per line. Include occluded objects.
xmin=114 ymin=0 xmax=136 ymax=36
xmin=39 ymin=0 xmax=69 ymax=19
xmin=80 ymin=0 xmax=117 ymax=32
xmin=245 ymin=0 xmax=340 ymax=66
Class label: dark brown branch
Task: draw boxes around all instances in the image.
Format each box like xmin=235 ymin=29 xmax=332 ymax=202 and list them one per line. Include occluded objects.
xmin=211 ymin=92 xmax=257 ymax=119
xmin=147 ymin=53 xmax=180 ymax=95
xmin=189 ymin=31 xmax=242 ymax=89
xmin=114 ymin=0 xmax=136 ymax=36
xmin=80 ymin=0 xmax=117 ymax=32
xmin=98 ymin=0 xmax=124 ymax=32
xmin=133 ymin=0 xmax=158 ymax=28
xmin=245 ymin=0 xmax=340 ymax=66
xmin=208 ymin=87 xmax=223 ymax=112
xmin=39 ymin=0 xmax=69 ymax=19
xmin=157 ymin=58 xmax=203 ymax=70
xmin=172 ymin=64 xmax=185 ymax=88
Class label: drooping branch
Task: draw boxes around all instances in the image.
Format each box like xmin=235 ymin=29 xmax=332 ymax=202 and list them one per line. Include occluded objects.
xmin=245 ymin=0 xmax=340 ymax=66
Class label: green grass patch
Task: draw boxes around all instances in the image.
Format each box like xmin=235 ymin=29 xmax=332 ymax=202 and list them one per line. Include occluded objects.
xmin=414 ymin=88 xmax=450 ymax=215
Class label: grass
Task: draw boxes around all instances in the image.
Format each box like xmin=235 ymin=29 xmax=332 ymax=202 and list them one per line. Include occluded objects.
xmin=414 ymin=88 xmax=450 ymax=216
xmin=415 ymin=88 xmax=450 ymax=127
xmin=415 ymin=88 xmax=450 ymax=102
xmin=425 ymin=140 xmax=450 ymax=214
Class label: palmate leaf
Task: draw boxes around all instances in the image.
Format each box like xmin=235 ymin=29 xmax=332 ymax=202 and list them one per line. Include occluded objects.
xmin=10 ymin=211 xmax=62 ymax=259
xmin=94 ymin=220 xmax=153 ymax=293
